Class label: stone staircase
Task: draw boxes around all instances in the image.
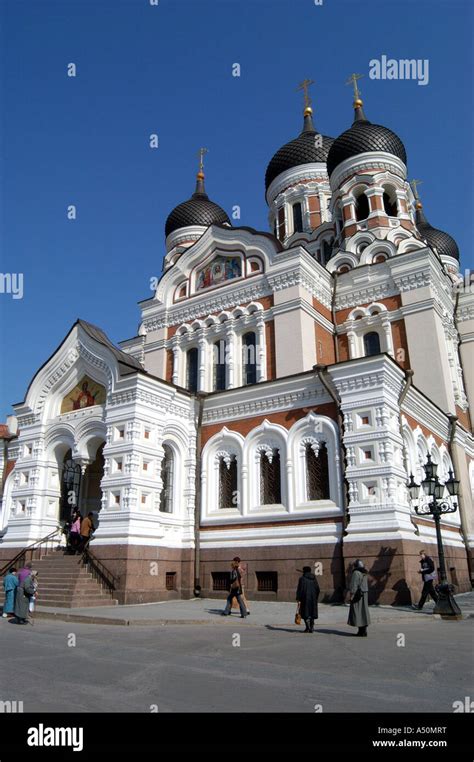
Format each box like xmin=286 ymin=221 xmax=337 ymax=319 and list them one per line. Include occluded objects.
xmin=1 ymin=550 xmax=118 ymax=608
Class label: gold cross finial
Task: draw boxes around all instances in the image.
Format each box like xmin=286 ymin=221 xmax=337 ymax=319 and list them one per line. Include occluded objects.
xmin=197 ymin=147 xmax=208 ymax=176
xmin=346 ymin=73 xmax=363 ymax=102
xmin=410 ymin=179 xmax=423 ymax=200
xmin=297 ymin=78 xmax=315 ymax=111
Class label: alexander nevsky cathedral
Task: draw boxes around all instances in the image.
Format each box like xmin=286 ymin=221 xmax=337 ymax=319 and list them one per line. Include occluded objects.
xmin=1 ymin=79 xmax=473 ymax=606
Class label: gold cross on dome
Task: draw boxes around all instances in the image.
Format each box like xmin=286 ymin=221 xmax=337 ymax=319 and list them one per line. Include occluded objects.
xmin=197 ymin=147 xmax=208 ymax=174
xmin=297 ymin=78 xmax=315 ymax=109
xmin=410 ymin=179 xmax=423 ymax=200
xmin=346 ymin=73 xmax=363 ymax=101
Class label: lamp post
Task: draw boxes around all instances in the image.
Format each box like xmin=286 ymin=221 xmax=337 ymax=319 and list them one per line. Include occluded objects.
xmin=407 ymin=455 xmax=462 ymax=618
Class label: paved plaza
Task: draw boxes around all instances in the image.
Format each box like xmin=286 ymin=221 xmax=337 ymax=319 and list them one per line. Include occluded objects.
xmin=0 ymin=594 xmax=472 ymax=713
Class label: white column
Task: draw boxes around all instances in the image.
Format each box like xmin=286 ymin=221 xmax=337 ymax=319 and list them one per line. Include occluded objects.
xmin=198 ymin=335 xmax=207 ymax=392
xmin=382 ymin=319 xmax=394 ymax=356
xmin=172 ymin=340 xmax=181 ymax=386
xmin=256 ymin=317 xmax=266 ymax=382
xmin=226 ymin=325 xmax=236 ymax=389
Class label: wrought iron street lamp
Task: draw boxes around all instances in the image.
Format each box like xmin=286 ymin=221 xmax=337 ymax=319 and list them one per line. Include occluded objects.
xmin=407 ymin=455 xmax=462 ymax=618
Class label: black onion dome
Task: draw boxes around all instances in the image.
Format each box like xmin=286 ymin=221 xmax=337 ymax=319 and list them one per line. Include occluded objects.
xmin=416 ymin=206 xmax=459 ymax=260
xmin=165 ymin=174 xmax=230 ymax=238
xmin=265 ymin=110 xmax=334 ymax=192
xmin=327 ymin=103 xmax=407 ymax=177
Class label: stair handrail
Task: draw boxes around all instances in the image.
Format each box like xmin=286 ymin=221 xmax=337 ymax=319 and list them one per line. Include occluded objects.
xmin=0 ymin=528 xmax=62 ymax=577
xmin=81 ymin=542 xmax=119 ymax=593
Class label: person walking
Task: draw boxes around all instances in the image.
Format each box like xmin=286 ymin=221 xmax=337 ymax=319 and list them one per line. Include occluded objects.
xmin=2 ymin=567 xmax=18 ymax=619
xmin=79 ymin=512 xmax=95 ymax=551
xmin=414 ymin=550 xmax=439 ymax=610
xmin=347 ymin=559 xmax=371 ymax=637
xmin=222 ymin=560 xmax=247 ymax=618
xmin=296 ymin=566 xmax=320 ymax=632
xmin=231 ymin=556 xmax=250 ymax=615
xmin=14 ymin=568 xmax=37 ymax=625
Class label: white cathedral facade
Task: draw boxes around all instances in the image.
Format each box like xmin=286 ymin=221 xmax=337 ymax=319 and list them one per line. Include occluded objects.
xmin=1 ymin=91 xmax=473 ymax=605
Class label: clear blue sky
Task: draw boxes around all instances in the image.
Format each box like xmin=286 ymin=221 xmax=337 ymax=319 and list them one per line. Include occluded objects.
xmin=1 ymin=0 xmax=472 ymax=419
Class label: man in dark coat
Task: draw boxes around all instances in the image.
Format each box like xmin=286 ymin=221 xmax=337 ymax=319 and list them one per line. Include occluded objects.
xmin=14 ymin=571 xmax=36 ymax=624
xmin=296 ymin=566 xmax=320 ymax=632
xmin=414 ymin=550 xmax=439 ymax=610
xmin=347 ymin=559 xmax=371 ymax=636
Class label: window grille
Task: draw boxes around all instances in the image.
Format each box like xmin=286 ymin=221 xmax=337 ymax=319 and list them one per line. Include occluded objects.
xmin=212 ymin=572 xmax=231 ymax=591
xmin=256 ymin=571 xmax=278 ymax=592
xmin=306 ymin=442 xmax=330 ymax=500
xmin=260 ymin=449 xmax=281 ymax=504
xmin=219 ymin=456 xmax=237 ymax=509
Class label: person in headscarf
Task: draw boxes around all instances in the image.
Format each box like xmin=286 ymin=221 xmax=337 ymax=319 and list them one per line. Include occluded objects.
xmin=17 ymin=561 xmax=33 ymax=585
xmin=14 ymin=568 xmax=37 ymax=625
xmin=296 ymin=566 xmax=320 ymax=633
xmin=347 ymin=559 xmax=371 ymax=637
xmin=2 ymin=567 xmax=18 ymax=618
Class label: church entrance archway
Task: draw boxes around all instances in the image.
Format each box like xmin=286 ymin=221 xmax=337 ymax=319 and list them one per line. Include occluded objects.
xmin=59 ymin=450 xmax=82 ymax=522
xmin=81 ymin=442 xmax=105 ymax=528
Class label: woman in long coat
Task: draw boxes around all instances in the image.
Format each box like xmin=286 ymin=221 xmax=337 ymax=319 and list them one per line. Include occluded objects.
xmin=347 ymin=559 xmax=371 ymax=636
xmin=14 ymin=570 xmax=36 ymax=624
xmin=2 ymin=567 xmax=18 ymax=618
xmin=296 ymin=566 xmax=320 ymax=633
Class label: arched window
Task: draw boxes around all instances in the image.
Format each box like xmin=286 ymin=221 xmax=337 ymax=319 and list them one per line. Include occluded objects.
xmin=260 ymin=449 xmax=281 ymax=504
xmin=292 ymin=202 xmax=303 ymax=233
xmin=355 ymin=191 xmax=370 ymax=222
xmin=306 ymin=443 xmax=330 ymax=500
xmin=186 ymin=347 xmax=198 ymax=392
xmin=363 ymin=331 xmax=381 ymax=356
xmin=383 ymin=191 xmax=398 ymax=217
xmin=213 ymin=339 xmax=226 ymax=391
xmin=242 ymin=332 xmax=257 ymax=385
xmin=338 ymin=264 xmax=351 ymax=274
xmin=219 ymin=455 xmax=237 ymax=509
xmin=159 ymin=444 xmax=174 ymax=513
xmin=322 ymin=239 xmax=333 ymax=265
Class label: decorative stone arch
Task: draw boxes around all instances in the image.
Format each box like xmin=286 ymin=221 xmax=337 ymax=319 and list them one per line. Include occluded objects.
xmin=386 ymin=227 xmax=412 ymax=244
xmin=74 ymin=419 xmax=107 ymax=464
xmin=359 ymin=240 xmax=396 ymax=266
xmin=244 ymin=420 xmax=288 ymax=511
xmin=287 ymin=412 xmax=343 ymax=510
xmin=201 ymin=427 xmax=245 ymax=519
xmin=326 ymin=252 xmax=358 ymax=274
xmin=346 ymin=231 xmax=375 ymax=255
xmin=345 ymin=301 xmax=393 ymax=359
xmin=414 ymin=428 xmax=429 ymax=482
xmin=398 ymin=238 xmax=426 ymax=254
xmin=160 ymin=420 xmax=192 ymax=517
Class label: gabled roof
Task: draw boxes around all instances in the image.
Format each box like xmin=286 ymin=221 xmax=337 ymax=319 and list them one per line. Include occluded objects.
xmin=77 ymin=319 xmax=145 ymax=376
